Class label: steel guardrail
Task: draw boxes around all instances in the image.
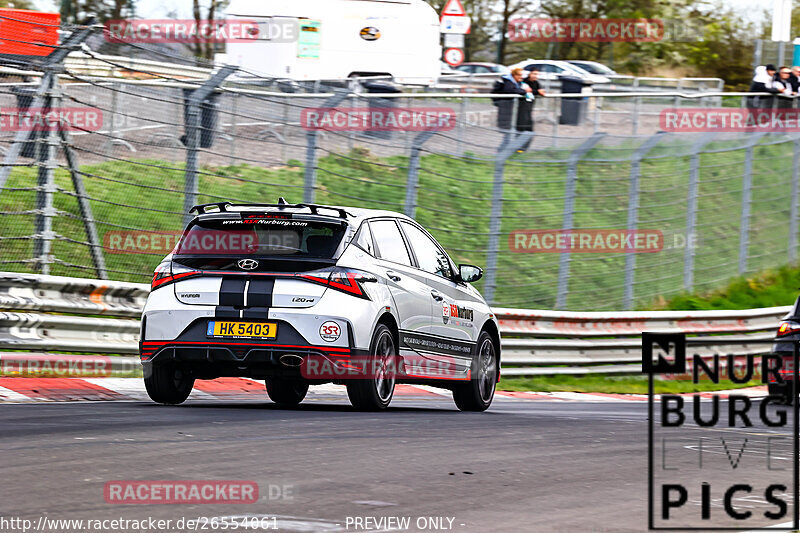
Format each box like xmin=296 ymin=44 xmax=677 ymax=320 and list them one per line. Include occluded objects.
xmin=0 ymin=273 xmax=789 ymax=376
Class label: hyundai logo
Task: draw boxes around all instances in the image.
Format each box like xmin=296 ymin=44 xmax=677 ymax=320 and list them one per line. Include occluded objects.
xmin=237 ymin=259 xmax=259 ymax=270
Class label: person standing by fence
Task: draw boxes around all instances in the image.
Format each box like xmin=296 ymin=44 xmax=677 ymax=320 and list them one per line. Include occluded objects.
xmin=775 ymin=66 xmax=795 ymax=108
xmin=747 ymin=65 xmax=782 ymax=109
xmin=491 ymin=67 xmax=527 ymax=132
xmin=516 ymin=69 xmax=546 ymax=151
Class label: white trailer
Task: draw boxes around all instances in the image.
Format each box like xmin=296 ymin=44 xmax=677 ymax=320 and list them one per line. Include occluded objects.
xmin=221 ymin=0 xmax=441 ymax=85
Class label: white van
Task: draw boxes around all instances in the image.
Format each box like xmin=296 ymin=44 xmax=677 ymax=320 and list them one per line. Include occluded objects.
xmin=221 ymin=0 xmax=441 ymax=85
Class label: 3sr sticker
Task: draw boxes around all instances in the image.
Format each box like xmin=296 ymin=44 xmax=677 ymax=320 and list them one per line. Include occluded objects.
xmin=319 ymin=321 xmax=341 ymax=342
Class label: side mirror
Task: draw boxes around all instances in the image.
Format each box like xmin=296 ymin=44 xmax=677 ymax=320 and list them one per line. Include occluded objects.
xmin=459 ymin=264 xmax=483 ymax=283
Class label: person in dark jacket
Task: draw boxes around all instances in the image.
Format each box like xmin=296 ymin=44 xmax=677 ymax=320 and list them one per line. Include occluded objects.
xmin=747 ymin=64 xmax=782 ymax=109
xmin=775 ymin=66 xmax=795 ymax=108
xmin=516 ymin=69 xmax=546 ymax=151
xmin=491 ymin=67 xmax=526 ymax=131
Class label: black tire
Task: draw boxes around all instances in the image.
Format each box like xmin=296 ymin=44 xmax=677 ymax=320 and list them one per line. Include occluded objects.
xmin=347 ymin=324 xmax=396 ymax=411
xmin=265 ymin=378 xmax=309 ymax=406
xmin=453 ymin=331 xmax=497 ymax=412
xmin=143 ymin=364 xmax=194 ymax=405
xmin=769 ymin=383 xmax=793 ymax=404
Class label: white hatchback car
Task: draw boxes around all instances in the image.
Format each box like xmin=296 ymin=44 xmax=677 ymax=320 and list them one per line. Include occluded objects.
xmin=508 ymin=59 xmax=611 ymax=85
xmin=140 ymin=200 xmax=500 ymax=411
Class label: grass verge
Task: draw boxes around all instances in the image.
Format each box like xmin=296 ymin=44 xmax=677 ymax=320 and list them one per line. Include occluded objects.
xmin=498 ymin=374 xmax=762 ymax=394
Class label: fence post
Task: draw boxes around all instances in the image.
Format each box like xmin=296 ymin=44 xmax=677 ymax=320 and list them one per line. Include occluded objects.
xmin=228 ymin=92 xmax=237 ymax=166
xmin=183 ymin=65 xmax=236 ymax=225
xmin=622 ymin=132 xmax=668 ymax=310
xmin=58 ymin=126 xmax=108 ymax=279
xmin=753 ymin=39 xmax=763 ymax=72
xmin=632 ymin=78 xmax=641 ymax=136
xmin=404 ymin=130 xmax=437 ymax=218
xmin=456 ymin=94 xmax=467 ymax=155
xmin=555 ymin=132 xmax=606 ymax=310
xmin=483 ymin=132 xmax=534 ymax=305
xmin=303 ymin=90 xmax=349 ymax=204
xmin=32 ymin=80 xmax=59 ymax=275
xmin=738 ymin=132 xmax=768 ymax=274
xmin=683 ymin=132 xmax=717 ymax=291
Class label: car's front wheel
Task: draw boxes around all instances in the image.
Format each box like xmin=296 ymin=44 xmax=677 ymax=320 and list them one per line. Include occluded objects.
xmin=347 ymin=324 xmax=396 ymax=411
xmin=144 ymin=364 xmax=194 ymax=405
xmin=453 ymin=331 xmax=497 ymax=412
xmin=265 ymin=378 xmax=309 ymax=406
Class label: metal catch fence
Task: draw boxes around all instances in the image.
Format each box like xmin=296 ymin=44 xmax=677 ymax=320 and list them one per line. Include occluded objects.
xmin=0 ymin=21 xmax=797 ymax=312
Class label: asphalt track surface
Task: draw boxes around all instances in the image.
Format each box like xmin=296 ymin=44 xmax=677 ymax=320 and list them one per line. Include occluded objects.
xmin=1 ymin=392 xmax=794 ymax=533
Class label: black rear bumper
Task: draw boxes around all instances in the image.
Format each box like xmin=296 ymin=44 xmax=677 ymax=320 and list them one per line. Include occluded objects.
xmin=140 ymin=318 xmax=358 ymax=380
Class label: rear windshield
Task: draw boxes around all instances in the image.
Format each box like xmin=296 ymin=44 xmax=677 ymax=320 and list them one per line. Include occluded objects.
xmin=174 ymin=217 xmax=347 ymax=259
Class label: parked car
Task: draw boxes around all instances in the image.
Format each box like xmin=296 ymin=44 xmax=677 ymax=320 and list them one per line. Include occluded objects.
xmin=140 ymin=200 xmax=501 ymax=412
xmin=440 ymin=61 xmax=458 ymax=75
xmin=507 ymin=59 xmax=611 ymax=85
xmin=567 ymin=60 xmax=618 ymax=77
xmin=455 ymin=62 xmax=510 ymax=75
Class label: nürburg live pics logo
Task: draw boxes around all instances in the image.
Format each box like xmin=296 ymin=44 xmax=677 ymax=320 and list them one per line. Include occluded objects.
xmin=643 ymin=332 xmax=799 ymax=530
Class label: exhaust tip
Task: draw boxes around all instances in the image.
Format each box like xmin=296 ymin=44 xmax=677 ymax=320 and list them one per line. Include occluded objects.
xmin=279 ymin=354 xmax=305 ymax=367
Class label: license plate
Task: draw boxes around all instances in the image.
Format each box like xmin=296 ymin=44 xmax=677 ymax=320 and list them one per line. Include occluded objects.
xmin=206 ymin=321 xmax=277 ymax=339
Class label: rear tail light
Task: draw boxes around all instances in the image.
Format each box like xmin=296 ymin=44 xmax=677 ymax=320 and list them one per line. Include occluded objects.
xmin=151 ymin=262 xmax=200 ymax=290
xmin=300 ymin=268 xmax=376 ymax=300
xmin=777 ymin=321 xmax=800 ymax=337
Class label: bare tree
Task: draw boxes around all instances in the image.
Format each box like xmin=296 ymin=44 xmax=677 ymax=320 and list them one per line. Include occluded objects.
xmin=496 ymin=0 xmax=527 ymax=64
xmin=192 ymin=0 xmax=227 ymax=60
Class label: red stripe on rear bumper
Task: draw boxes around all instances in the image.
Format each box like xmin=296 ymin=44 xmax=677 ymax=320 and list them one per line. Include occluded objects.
xmin=141 ymin=341 xmax=350 ymax=353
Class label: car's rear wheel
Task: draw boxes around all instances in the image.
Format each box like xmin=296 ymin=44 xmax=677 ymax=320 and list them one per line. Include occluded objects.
xmin=347 ymin=324 xmax=396 ymax=411
xmin=265 ymin=378 xmax=309 ymax=406
xmin=144 ymin=364 xmax=194 ymax=405
xmin=453 ymin=331 xmax=497 ymax=412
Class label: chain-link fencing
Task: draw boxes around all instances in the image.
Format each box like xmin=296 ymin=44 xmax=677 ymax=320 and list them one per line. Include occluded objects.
xmin=1 ymin=21 xmax=797 ymax=311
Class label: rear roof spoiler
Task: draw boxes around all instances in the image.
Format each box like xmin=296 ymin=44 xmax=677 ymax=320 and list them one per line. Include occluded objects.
xmin=189 ymin=199 xmax=352 ymax=219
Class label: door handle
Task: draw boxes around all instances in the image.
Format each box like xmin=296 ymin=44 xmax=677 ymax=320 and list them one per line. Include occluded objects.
xmin=431 ymin=290 xmax=444 ymax=301
xmin=386 ymin=271 xmax=401 ymax=282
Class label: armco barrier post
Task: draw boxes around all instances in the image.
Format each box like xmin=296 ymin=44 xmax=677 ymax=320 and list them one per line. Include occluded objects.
xmin=738 ymin=132 xmax=767 ymax=274
xmin=404 ymin=130 xmax=437 ymax=218
xmin=483 ymin=131 xmax=534 ymax=305
xmin=303 ymin=90 xmax=349 ymax=204
xmin=790 ymin=135 xmax=800 ymax=263
xmin=182 ymin=65 xmax=236 ymax=226
xmin=555 ymin=132 xmax=606 ymax=310
xmin=683 ymin=132 xmax=717 ymax=291
xmin=623 ymin=132 xmax=668 ymax=311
